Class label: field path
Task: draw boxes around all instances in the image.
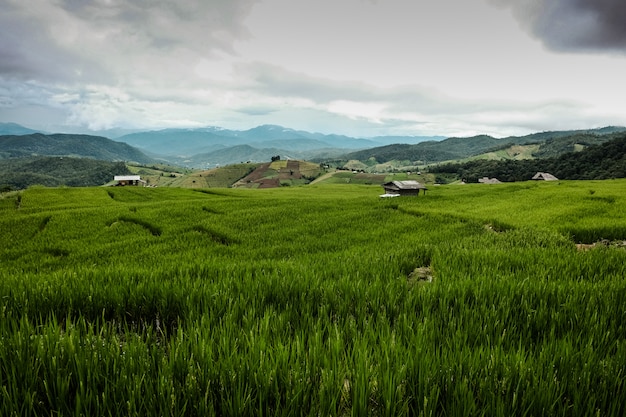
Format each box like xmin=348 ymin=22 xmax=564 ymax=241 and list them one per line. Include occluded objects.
xmin=310 ymin=171 xmax=335 ymax=184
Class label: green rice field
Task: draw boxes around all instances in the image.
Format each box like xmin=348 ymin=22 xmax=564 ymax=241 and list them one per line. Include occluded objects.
xmin=1 ymin=180 xmax=626 ymax=416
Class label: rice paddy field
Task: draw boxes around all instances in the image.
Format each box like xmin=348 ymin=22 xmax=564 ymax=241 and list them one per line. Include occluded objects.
xmin=1 ymin=180 xmax=626 ymax=416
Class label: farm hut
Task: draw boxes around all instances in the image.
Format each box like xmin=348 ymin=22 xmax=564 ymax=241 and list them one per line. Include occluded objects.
xmin=381 ymin=180 xmax=427 ymax=197
xmin=532 ymin=172 xmax=559 ymax=181
xmin=478 ymin=177 xmax=502 ymax=184
xmin=114 ymin=175 xmax=145 ymax=186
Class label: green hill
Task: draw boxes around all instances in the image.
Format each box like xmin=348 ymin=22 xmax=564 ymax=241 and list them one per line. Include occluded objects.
xmin=430 ymin=134 xmax=626 ymax=182
xmin=128 ymin=163 xmax=259 ymax=188
xmin=0 ymin=157 xmax=131 ymax=191
xmin=232 ymin=159 xmax=325 ymax=188
xmin=0 ymin=133 xmax=154 ymax=163
xmin=341 ymin=127 xmax=626 ymax=166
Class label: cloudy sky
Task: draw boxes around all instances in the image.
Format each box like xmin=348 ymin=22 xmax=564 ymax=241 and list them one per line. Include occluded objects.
xmin=1 ymin=0 xmax=626 ymax=138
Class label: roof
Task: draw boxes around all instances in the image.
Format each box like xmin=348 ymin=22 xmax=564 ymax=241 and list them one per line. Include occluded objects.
xmin=383 ymin=180 xmax=427 ymax=190
xmin=478 ymin=177 xmax=502 ymax=184
xmin=114 ymin=175 xmax=141 ymax=181
xmin=532 ymin=172 xmax=559 ymax=181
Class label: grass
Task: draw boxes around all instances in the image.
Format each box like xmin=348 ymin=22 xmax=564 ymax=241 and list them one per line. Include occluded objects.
xmin=1 ymin=180 xmax=626 ymax=415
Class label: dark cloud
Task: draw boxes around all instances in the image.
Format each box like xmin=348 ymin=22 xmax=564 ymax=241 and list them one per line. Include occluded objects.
xmin=492 ymin=0 xmax=626 ymax=53
xmin=54 ymin=0 xmax=258 ymax=52
xmin=0 ymin=0 xmax=258 ymax=84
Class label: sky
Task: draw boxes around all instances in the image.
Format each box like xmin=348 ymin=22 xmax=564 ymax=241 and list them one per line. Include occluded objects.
xmin=1 ymin=0 xmax=626 ymax=138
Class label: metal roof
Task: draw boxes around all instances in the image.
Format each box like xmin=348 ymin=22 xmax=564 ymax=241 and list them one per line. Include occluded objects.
xmin=114 ymin=175 xmax=141 ymax=181
xmin=478 ymin=177 xmax=502 ymax=184
xmin=383 ymin=180 xmax=427 ymax=190
xmin=532 ymin=172 xmax=559 ymax=181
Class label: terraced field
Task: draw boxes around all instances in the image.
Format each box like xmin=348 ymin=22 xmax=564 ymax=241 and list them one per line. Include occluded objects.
xmin=1 ymin=180 xmax=626 ymax=416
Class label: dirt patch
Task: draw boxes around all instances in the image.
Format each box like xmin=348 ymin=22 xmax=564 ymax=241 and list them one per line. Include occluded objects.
xmin=244 ymin=163 xmax=272 ymax=182
xmin=576 ymin=240 xmax=626 ymax=251
xmin=258 ymin=178 xmax=280 ymax=188
xmin=408 ymin=266 xmax=433 ymax=285
xmin=278 ymin=170 xmax=302 ymax=179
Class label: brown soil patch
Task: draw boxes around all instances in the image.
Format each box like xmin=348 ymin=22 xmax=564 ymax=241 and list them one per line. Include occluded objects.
xmin=258 ymin=178 xmax=280 ymax=188
xmin=408 ymin=266 xmax=433 ymax=285
xmin=576 ymin=240 xmax=626 ymax=251
xmin=245 ymin=163 xmax=272 ymax=182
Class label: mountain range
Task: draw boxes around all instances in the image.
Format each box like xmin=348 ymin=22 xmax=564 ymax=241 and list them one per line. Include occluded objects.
xmin=0 ymin=123 xmax=446 ymax=168
xmin=113 ymin=125 xmax=444 ymax=167
xmin=2 ymin=122 xmax=626 ymax=190
xmin=2 ymin=122 xmax=626 ymax=170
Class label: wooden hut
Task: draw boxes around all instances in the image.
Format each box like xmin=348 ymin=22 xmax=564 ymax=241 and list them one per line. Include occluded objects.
xmin=381 ymin=180 xmax=427 ymax=196
xmin=478 ymin=177 xmax=502 ymax=184
xmin=532 ymin=172 xmax=558 ymax=181
xmin=114 ymin=175 xmax=145 ymax=186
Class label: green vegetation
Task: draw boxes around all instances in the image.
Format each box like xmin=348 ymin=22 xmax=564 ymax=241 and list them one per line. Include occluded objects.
xmin=0 ymin=157 xmax=131 ymax=190
xmin=2 ymin=181 xmax=626 ymax=415
xmin=315 ymin=171 xmax=434 ymax=186
xmin=233 ymin=160 xmax=325 ymax=188
xmin=340 ymin=128 xmax=626 ymax=169
xmin=0 ymin=133 xmax=154 ymax=163
xmin=430 ymin=134 xmax=626 ymax=182
xmin=126 ymin=163 xmax=253 ymax=188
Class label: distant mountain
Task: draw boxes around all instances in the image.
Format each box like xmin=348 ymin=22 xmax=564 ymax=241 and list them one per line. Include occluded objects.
xmin=368 ymin=135 xmax=446 ymax=146
xmin=117 ymin=127 xmax=246 ymax=156
xmin=0 ymin=133 xmax=155 ymax=164
xmin=168 ymin=141 xmax=384 ymax=168
xmin=115 ymin=124 xmax=430 ymax=160
xmin=1 ymin=122 xmax=445 ymax=167
xmin=169 ymin=144 xmax=298 ymax=168
xmin=0 ymin=122 xmax=43 ymax=136
xmin=5 ymin=122 xmax=625 ymax=170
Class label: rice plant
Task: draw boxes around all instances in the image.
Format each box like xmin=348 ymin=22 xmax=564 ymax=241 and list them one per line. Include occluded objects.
xmin=1 ymin=181 xmax=626 ymax=415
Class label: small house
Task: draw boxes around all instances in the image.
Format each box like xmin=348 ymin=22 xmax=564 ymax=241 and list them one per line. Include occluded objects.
xmin=532 ymin=172 xmax=558 ymax=181
xmin=114 ymin=175 xmax=145 ymax=186
xmin=478 ymin=177 xmax=502 ymax=184
xmin=381 ymin=180 xmax=427 ymax=197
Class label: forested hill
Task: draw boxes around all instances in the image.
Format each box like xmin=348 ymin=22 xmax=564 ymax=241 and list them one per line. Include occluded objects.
xmin=0 ymin=157 xmax=132 ymax=191
xmin=343 ymin=127 xmax=626 ymax=164
xmin=430 ymin=134 xmax=626 ymax=182
xmin=0 ymin=133 xmax=154 ymax=164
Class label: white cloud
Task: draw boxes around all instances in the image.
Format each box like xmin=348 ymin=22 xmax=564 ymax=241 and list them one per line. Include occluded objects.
xmin=1 ymin=0 xmax=626 ymax=137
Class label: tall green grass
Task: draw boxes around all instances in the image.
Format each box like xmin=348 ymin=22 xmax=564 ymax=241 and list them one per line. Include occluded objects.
xmin=1 ymin=181 xmax=626 ymax=415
